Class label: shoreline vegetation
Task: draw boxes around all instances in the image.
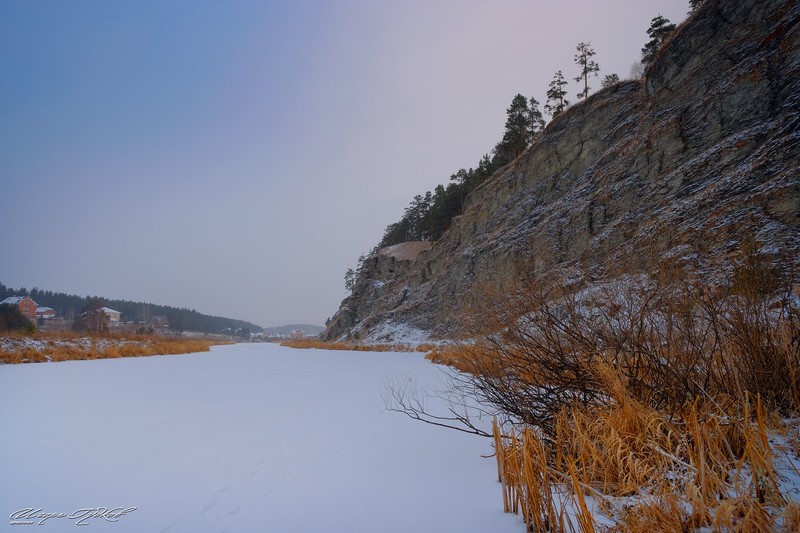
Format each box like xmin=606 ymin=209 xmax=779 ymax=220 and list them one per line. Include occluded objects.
xmin=280 ymin=338 xmax=435 ymax=353
xmin=421 ymin=254 xmax=800 ymax=530
xmin=0 ymin=331 xmax=232 ymax=364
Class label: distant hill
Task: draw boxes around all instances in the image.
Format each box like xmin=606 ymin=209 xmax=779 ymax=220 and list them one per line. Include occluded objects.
xmin=0 ymin=282 xmax=263 ymax=336
xmin=262 ymin=324 xmax=324 ymax=337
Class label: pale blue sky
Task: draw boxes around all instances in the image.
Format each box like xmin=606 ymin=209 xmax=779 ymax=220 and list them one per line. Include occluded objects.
xmin=1 ymin=0 xmax=690 ymax=327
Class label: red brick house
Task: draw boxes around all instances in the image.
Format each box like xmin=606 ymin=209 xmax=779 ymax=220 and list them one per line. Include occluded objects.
xmin=1 ymin=296 xmax=38 ymax=321
xmin=36 ymin=307 xmax=57 ymax=320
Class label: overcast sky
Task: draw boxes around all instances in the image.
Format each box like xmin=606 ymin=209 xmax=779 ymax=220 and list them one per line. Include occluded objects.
xmin=1 ymin=0 xmax=690 ymax=328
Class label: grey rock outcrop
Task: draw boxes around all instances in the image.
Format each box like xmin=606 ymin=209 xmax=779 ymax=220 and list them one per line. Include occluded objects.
xmin=323 ymin=0 xmax=800 ymax=343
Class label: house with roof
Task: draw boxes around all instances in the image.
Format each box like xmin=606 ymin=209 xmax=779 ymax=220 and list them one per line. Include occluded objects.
xmin=99 ymin=307 xmax=122 ymax=322
xmin=35 ymin=307 xmax=57 ymax=320
xmin=150 ymin=315 xmax=169 ymax=328
xmin=75 ymin=306 xmax=123 ymax=332
xmin=1 ymin=296 xmax=38 ymax=321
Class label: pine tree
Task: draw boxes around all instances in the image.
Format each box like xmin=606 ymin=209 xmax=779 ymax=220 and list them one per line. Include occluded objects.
xmin=601 ymin=73 xmax=620 ymax=89
xmin=574 ymin=42 xmax=600 ymax=99
xmin=344 ymin=268 xmax=356 ymax=291
xmin=689 ymin=0 xmax=704 ymax=12
xmin=544 ymin=71 xmax=569 ymax=117
xmin=494 ymin=94 xmax=534 ymax=165
xmin=527 ymin=97 xmax=546 ymax=135
xmin=0 ymin=303 xmax=32 ymax=332
xmin=641 ymin=15 xmax=676 ymax=67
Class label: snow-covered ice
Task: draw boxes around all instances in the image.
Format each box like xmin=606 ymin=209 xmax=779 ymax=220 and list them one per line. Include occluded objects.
xmin=0 ymin=343 xmax=520 ymax=532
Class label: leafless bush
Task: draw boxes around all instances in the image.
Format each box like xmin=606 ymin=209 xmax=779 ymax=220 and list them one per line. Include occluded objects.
xmin=428 ymin=247 xmax=799 ymax=438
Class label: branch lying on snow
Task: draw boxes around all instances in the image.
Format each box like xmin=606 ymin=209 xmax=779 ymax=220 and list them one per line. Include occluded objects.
xmin=382 ymin=375 xmax=495 ymax=438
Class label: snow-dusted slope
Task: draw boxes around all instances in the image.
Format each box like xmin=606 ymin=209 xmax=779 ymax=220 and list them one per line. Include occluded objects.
xmin=0 ymin=344 xmax=519 ymax=532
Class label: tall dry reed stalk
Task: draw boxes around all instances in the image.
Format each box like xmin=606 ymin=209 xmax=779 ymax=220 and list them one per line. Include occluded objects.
xmin=492 ymin=380 xmax=797 ymax=531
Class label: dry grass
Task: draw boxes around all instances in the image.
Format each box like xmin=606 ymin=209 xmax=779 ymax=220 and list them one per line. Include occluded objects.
xmin=0 ymin=331 xmax=227 ymax=364
xmin=281 ymin=338 xmax=435 ymax=353
xmin=493 ymin=391 xmax=796 ymax=532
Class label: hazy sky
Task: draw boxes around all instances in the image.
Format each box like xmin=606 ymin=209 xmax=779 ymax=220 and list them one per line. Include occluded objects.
xmin=1 ymin=0 xmax=690 ymax=328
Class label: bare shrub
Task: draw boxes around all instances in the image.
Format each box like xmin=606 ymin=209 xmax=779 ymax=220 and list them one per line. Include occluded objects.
xmin=438 ymin=248 xmax=799 ymax=439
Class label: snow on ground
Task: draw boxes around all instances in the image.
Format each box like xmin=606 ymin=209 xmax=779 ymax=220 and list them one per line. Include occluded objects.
xmin=358 ymin=320 xmax=435 ymax=347
xmin=0 ymin=343 xmax=520 ymax=532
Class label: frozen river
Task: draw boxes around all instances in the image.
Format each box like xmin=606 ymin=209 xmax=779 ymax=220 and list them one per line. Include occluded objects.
xmin=0 ymin=342 xmax=519 ymax=532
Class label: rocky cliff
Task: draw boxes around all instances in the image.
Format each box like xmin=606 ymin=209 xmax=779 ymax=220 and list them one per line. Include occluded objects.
xmin=323 ymin=0 xmax=800 ymax=343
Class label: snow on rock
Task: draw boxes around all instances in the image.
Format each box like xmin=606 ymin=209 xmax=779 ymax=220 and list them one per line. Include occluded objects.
xmin=358 ymin=320 xmax=435 ymax=347
xmin=379 ymin=241 xmax=432 ymax=262
xmin=0 ymin=343 xmax=520 ymax=532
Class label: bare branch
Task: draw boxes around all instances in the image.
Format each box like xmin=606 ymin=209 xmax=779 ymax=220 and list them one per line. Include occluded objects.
xmin=382 ymin=375 xmax=495 ymax=438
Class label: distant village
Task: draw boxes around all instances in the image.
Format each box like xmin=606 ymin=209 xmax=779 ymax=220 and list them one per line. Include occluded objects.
xmin=1 ymin=294 xmax=318 ymax=340
xmin=1 ymin=295 xmax=169 ymax=334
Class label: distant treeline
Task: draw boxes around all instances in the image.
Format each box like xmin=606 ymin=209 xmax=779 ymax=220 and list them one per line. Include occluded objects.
xmin=0 ymin=282 xmax=262 ymax=336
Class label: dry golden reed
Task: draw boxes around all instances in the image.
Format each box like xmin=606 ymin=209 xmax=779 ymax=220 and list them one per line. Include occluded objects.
xmin=0 ymin=331 xmax=226 ymax=364
xmin=492 ymin=389 xmax=798 ymax=531
xmin=281 ymin=338 xmax=435 ymax=353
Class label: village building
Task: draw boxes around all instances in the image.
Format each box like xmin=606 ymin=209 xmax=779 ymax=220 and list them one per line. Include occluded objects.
xmin=150 ymin=315 xmax=169 ymax=328
xmin=35 ymin=307 xmax=57 ymax=320
xmin=99 ymin=307 xmax=122 ymax=322
xmin=1 ymin=296 xmax=38 ymax=321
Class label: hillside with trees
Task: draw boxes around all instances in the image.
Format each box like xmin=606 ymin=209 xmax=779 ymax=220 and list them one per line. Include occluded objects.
xmin=377 ymin=93 xmax=546 ymax=250
xmin=351 ymin=36 xmax=621 ymax=286
xmin=358 ymin=12 xmax=690 ymax=277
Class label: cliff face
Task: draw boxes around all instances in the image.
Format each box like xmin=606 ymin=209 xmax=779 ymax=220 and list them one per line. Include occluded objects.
xmin=323 ymin=0 xmax=800 ymax=343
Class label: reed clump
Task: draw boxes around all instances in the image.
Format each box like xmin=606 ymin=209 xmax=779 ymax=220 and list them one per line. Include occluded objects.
xmin=452 ymin=248 xmax=800 ymax=530
xmin=493 ymin=392 xmax=796 ymax=531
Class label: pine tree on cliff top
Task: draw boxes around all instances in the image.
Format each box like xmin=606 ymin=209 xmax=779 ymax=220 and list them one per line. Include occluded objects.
xmin=642 ymin=15 xmax=676 ymax=67
xmin=574 ymin=42 xmax=600 ymax=99
xmin=544 ymin=71 xmax=569 ymax=117
xmin=493 ymin=94 xmax=545 ymax=165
